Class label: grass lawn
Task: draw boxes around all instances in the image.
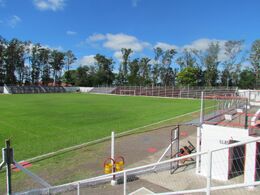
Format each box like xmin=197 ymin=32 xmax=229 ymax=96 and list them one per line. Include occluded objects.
xmin=0 ymin=93 xmax=201 ymax=160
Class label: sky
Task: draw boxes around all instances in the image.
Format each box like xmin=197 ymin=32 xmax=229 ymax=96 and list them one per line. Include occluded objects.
xmin=0 ymin=0 xmax=259 ymax=69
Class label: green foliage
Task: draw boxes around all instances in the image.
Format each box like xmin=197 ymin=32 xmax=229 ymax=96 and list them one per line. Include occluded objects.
xmin=250 ymin=40 xmax=260 ymax=88
xmin=94 ymin=54 xmax=114 ymax=85
xmin=204 ymin=42 xmax=220 ymax=86
xmin=238 ymin=69 xmax=256 ymax=89
xmin=0 ymin=34 xmax=259 ymax=89
xmin=64 ymin=50 xmax=77 ymax=84
xmin=177 ymin=66 xmax=200 ymax=86
xmin=128 ymin=58 xmax=140 ymax=85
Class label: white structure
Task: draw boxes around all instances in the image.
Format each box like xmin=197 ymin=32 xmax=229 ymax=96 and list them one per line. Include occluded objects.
xmin=3 ymin=85 xmax=10 ymax=94
xmin=239 ymin=90 xmax=260 ymax=106
xmin=79 ymin=87 xmax=93 ymax=93
xmin=197 ymin=93 xmax=260 ymax=184
xmin=198 ymin=124 xmax=259 ymax=183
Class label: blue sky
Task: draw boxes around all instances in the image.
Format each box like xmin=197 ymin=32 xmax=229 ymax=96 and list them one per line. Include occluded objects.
xmin=0 ymin=0 xmax=259 ymax=69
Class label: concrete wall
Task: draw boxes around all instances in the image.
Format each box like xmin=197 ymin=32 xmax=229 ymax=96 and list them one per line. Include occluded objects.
xmin=238 ymin=90 xmax=260 ymax=106
xmin=198 ymin=124 xmax=253 ymax=181
xmin=79 ymin=87 xmax=93 ymax=93
xmin=3 ymin=85 xmax=10 ymax=94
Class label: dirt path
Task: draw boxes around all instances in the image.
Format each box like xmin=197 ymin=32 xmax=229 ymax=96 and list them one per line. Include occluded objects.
xmin=0 ymin=124 xmax=198 ymax=194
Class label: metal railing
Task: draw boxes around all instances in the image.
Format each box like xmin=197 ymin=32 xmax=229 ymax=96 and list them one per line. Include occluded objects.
xmin=16 ymin=137 xmax=260 ymax=195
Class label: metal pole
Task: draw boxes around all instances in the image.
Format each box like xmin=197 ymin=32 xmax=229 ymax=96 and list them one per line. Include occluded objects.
xmin=200 ymin=91 xmax=204 ymax=124
xmin=77 ymin=182 xmax=80 ymax=195
xmin=123 ymin=171 xmax=127 ymax=195
xmin=245 ymin=99 xmax=248 ymax=129
xmin=6 ymin=140 xmax=12 ymax=195
xmin=196 ymin=92 xmax=204 ymax=174
xmin=111 ymin=131 xmax=116 ymax=185
xmin=206 ymin=151 xmax=212 ymax=195
xmin=111 ymin=131 xmax=115 ymax=161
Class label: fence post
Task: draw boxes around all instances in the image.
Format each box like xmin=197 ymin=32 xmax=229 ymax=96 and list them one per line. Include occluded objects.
xmin=206 ymin=150 xmax=212 ymax=195
xmin=124 ymin=171 xmax=127 ymax=195
xmin=77 ymin=182 xmax=80 ymax=195
xmin=111 ymin=131 xmax=117 ymax=185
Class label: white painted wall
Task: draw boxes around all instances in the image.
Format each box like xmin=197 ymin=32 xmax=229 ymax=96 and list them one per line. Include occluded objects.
xmin=238 ymin=90 xmax=260 ymax=104
xmin=79 ymin=87 xmax=93 ymax=93
xmin=3 ymin=85 xmax=10 ymax=94
xmin=244 ymin=142 xmax=257 ymax=185
xmin=198 ymin=124 xmax=252 ymax=181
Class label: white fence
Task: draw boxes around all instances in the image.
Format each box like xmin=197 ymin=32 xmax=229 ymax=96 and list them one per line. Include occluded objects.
xmin=16 ymin=137 xmax=260 ymax=195
xmin=238 ymin=90 xmax=260 ymax=105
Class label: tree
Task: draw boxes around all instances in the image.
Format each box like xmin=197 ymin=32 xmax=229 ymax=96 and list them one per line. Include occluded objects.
xmin=64 ymin=50 xmax=77 ymax=84
xmin=0 ymin=36 xmax=6 ymax=85
xmin=249 ymin=40 xmax=260 ymax=88
xmin=76 ymin=66 xmax=92 ymax=86
xmin=221 ymin=68 xmax=232 ymax=87
xmin=128 ymin=58 xmax=140 ymax=85
xmin=49 ymin=50 xmax=65 ymax=85
xmin=30 ymin=43 xmax=41 ymax=84
xmin=118 ymin=48 xmax=132 ymax=84
xmin=39 ymin=48 xmax=51 ymax=84
xmin=152 ymin=47 xmax=164 ymax=85
xmin=176 ymin=49 xmax=196 ymax=70
xmin=238 ymin=69 xmax=255 ymax=89
xmin=177 ymin=66 xmax=200 ymax=86
xmin=203 ymin=42 xmax=220 ymax=86
xmin=139 ymin=57 xmax=151 ymax=86
xmin=94 ymin=54 xmax=114 ymax=85
xmin=4 ymin=38 xmax=25 ymax=84
xmin=223 ymin=40 xmax=244 ymax=86
xmin=160 ymin=49 xmax=177 ymax=86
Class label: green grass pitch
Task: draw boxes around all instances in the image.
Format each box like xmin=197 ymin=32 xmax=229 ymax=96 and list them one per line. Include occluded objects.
xmin=0 ymin=93 xmax=201 ymax=160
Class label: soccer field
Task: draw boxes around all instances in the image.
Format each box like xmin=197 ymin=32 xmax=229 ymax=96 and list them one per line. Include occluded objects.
xmin=0 ymin=93 xmax=201 ymax=160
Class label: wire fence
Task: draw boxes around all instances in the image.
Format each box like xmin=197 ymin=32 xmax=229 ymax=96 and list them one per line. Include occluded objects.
xmin=14 ymin=137 xmax=260 ymax=195
xmin=110 ymin=86 xmax=237 ymax=99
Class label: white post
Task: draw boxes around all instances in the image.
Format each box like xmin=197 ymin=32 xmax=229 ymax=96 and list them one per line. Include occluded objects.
xmin=111 ymin=131 xmax=115 ymax=161
xmin=124 ymin=171 xmax=127 ymax=195
xmin=111 ymin=131 xmax=117 ymax=185
xmin=200 ymin=91 xmax=204 ymax=124
xmin=196 ymin=91 xmax=204 ymax=174
xmin=77 ymin=182 xmax=80 ymax=195
xmin=206 ymin=151 xmax=212 ymax=195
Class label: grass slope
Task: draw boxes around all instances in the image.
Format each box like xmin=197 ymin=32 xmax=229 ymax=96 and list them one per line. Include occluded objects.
xmin=0 ymin=93 xmax=201 ymax=160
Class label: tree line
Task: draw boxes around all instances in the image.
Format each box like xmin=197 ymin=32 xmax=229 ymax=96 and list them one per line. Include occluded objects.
xmin=0 ymin=35 xmax=259 ymax=89
xmin=0 ymin=36 xmax=76 ymax=86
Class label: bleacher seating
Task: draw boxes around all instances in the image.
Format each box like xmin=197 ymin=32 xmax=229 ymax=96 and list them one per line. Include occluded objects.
xmin=112 ymin=86 xmax=237 ymax=98
xmin=5 ymin=85 xmax=66 ymax=94
xmin=89 ymin=87 xmax=117 ymax=94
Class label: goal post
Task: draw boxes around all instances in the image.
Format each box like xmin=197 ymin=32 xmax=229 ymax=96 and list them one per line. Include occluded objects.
xmin=119 ymin=90 xmax=136 ymax=96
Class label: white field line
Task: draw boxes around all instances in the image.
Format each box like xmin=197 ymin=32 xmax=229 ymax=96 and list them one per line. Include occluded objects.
xmin=21 ymin=105 xmax=215 ymax=164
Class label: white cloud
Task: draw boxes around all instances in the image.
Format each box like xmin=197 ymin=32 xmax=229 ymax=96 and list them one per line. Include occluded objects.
xmin=154 ymin=42 xmax=178 ymax=51
xmin=33 ymin=0 xmax=65 ymax=11
xmin=8 ymin=15 xmax=21 ymax=28
xmin=183 ymin=38 xmax=226 ymax=51
xmin=42 ymin=44 xmax=64 ymax=51
xmin=66 ymin=30 xmax=77 ymax=36
xmin=87 ymin=33 xmax=106 ymax=42
xmin=183 ymin=38 xmax=229 ymax=61
xmin=79 ymin=55 xmax=96 ymax=66
xmin=88 ymin=33 xmax=150 ymax=52
xmin=113 ymin=51 xmax=124 ymax=62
